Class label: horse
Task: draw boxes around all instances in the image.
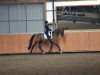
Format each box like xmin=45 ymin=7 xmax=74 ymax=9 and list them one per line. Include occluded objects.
xmin=28 ymin=27 xmax=68 ymax=54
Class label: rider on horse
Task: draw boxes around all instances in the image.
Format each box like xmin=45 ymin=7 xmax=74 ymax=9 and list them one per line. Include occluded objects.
xmin=45 ymin=21 xmax=52 ymax=40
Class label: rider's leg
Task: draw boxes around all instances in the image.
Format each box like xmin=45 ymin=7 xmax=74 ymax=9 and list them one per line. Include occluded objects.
xmin=46 ymin=31 xmax=50 ymax=39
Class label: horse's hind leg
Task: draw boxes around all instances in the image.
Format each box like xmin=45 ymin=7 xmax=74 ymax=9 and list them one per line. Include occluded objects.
xmin=30 ymin=42 xmax=37 ymax=54
xmin=38 ymin=41 xmax=45 ymax=54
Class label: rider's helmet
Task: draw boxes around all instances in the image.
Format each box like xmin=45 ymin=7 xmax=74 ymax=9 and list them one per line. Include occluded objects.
xmin=45 ymin=21 xmax=48 ymax=24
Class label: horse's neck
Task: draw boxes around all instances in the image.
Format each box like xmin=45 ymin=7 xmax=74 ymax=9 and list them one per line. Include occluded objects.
xmin=52 ymin=30 xmax=59 ymax=38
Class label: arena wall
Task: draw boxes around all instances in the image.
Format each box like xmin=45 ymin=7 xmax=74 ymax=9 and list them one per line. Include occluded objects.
xmin=59 ymin=30 xmax=100 ymax=52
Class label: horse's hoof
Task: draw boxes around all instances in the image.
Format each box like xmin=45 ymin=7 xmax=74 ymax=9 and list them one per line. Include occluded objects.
xmin=49 ymin=51 xmax=51 ymax=53
xmin=43 ymin=52 xmax=45 ymax=54
xmin=60 ymin=51 xmax=62 ymax=54
xmin=30 ymin=52 xmax=32 ymax=54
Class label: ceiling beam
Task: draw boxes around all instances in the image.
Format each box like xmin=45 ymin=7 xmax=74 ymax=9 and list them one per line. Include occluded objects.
xmin=0 ymin=0 xmax=45 ymax=3
xmin=0 ymin=0 xmax=88 ymax=3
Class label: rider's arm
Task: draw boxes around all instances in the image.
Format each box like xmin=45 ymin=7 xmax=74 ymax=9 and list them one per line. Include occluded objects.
xmin=48 ymin=29 xmax=51 ymax=31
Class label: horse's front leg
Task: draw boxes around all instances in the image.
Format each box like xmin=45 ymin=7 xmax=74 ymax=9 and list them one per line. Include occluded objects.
xmin=54 ymin=43 xmax=62 ymax=54
xmin=38 ymin=41 xmax=45 ymax=54
xmin=49 ymin=40 xmax=54 ymax=53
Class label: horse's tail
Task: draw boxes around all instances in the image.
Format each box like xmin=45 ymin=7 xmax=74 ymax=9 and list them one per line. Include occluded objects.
xmin=28 ymin=34 xmax=35 ymax=50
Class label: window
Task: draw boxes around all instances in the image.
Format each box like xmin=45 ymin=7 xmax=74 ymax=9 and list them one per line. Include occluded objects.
xmin=0 ymin=3 xmax=44 ymax=34
xmin=46 ymin=2 xmax=56 ymax=23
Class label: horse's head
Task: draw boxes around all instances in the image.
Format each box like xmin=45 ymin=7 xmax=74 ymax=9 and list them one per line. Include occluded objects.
xmin=53 ymin=27 xmax=68 ymax=37
xmin=58 ymin=27 xmax=65 ymax=37
xmin=58 ymin=27 xmax=68 ymax=37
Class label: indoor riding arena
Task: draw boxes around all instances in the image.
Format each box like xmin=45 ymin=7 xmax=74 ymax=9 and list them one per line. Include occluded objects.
xmin=0 ymin=0 xmax=100 ymax=75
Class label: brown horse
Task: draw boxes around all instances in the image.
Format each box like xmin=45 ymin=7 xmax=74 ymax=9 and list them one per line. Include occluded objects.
xmin=28 ymin=27 xmax=68 ymax=54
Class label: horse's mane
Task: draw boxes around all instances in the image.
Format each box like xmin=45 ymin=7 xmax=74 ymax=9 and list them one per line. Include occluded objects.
xmin=52 ymin=28 xmax=60 ymax=37
xmin=52 ymin=29 xmax=57 ymax=34
xmin=52 ymin=28 xmax=59 ymax=33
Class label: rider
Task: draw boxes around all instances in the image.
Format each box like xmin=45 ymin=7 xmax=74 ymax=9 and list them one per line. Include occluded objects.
xmin=45 ymin=21 xmax=52 ymax=40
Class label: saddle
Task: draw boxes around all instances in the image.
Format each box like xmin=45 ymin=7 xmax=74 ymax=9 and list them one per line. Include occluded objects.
xmin=44 ymin=31 xmax=52 ymax=39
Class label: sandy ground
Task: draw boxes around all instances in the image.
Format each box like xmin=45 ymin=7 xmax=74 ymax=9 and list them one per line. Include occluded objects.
xmin=0 ymin=53 xmax=100 ymax=75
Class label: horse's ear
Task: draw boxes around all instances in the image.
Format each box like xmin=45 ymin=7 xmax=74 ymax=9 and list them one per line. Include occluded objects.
xmin=64 ymin=27 xmax=68 ymax=30
xmin=60 ymin=27 xmax=64 ymax=29
xmin=57 ymin=27 xmax=60 ymax=30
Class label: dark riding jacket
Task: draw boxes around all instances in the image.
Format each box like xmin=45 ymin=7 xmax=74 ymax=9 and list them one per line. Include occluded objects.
xmin=45 ymin=24 xmax=51 ymax=32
